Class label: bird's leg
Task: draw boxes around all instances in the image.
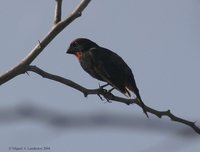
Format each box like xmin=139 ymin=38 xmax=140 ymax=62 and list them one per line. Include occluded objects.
xmin=97 ymin=83 xmax=108 ymax=101
xmin=108 ymin=87 xmax=115 ymax=93
xmin=98 ymin=82 xmax=109 ymax=89
xmin=97 ymin=83 xmax=113 ymax=103
xmin=97 ymin=83 xmax=108 ymax=100
xmin=101 ymin=87 xmax=115 ymax=103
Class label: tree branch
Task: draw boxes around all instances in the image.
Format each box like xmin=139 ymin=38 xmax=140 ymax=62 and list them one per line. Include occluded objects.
xmin=54 ymin=0 xmax=62 ymax=24
xmin=1 ymin=0 xmax=199 ymax=135
xmin=0 ymin=0 xmax=91 ymax=85
xmin=27 ymin=65 xmax=200 ymax=134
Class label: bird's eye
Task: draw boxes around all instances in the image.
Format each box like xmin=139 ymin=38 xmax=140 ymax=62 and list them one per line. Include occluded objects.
xmin=72 ymin=42 xmax=79 ymax=47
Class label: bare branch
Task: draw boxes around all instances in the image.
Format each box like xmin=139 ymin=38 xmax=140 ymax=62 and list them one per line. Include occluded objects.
xmin=71 ymin=0 xmax=91 ymax=15
xmin=54 ymin=0 xmax=62 ymax=24
xmin=27 ymin=65 xmax=200 ymax=134
xmin=0 ymin=0 xmax=91 ymax=85
xmin=27 ymin=65 xmax=134 ymax=105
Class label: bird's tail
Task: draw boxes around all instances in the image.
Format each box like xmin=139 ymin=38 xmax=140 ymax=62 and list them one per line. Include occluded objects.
xmin=125 ymin=82 xmax=149 ymax=118
xmin=136 ymin=96 xmax=149 ymax=118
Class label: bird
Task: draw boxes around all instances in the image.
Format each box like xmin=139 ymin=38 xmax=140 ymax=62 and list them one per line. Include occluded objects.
xmin=66 ymin=38 xmax=148 ymax=118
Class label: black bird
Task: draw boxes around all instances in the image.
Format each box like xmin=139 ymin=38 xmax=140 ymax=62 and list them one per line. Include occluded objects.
xmin=66 ymin=38 xmax=148 ymax=117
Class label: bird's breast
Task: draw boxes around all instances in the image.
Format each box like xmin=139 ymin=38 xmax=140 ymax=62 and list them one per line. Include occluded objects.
xmin=75 ymin=51 xmax=82 ymax=60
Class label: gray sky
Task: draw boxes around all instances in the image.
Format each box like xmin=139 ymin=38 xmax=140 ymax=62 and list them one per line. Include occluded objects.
xmin=1 ymin=0 xmax=200 ymax=151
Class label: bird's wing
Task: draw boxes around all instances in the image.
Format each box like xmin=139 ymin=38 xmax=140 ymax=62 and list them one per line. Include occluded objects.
xmin=88 ymin=48 xmax=115 ymax=85
xmin=88 ymin=47 xmax=127 ymax=94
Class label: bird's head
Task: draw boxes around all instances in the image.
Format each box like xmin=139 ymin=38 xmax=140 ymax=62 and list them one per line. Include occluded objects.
xmin=66 ymin=38 xmax=98 ymax=59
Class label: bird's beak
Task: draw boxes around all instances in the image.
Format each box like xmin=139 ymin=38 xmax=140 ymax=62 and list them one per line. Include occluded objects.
xmin=66 ymin=46 xmax=76 ymax=54
xmin=66 ymin=45 xmax=83 ymax=54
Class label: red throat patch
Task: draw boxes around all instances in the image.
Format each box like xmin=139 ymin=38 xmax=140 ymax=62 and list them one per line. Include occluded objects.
xmin=75 ymin=51 xmax=82 ymax=60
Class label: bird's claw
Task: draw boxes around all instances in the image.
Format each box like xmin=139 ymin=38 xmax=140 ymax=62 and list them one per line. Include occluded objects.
xmin=26 ymin=71 xmax=30 ymax=76
xmin=104 ymin=98 xmax=112 ymax=103
xmin=97 ymin=94 xmax=104 ymax=101
xmin=97 ymin=88 xmax=112 ymax=103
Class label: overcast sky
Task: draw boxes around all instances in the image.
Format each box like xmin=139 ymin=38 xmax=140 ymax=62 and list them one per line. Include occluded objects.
xmin=0 ymin=0 xmax=200 ymax=152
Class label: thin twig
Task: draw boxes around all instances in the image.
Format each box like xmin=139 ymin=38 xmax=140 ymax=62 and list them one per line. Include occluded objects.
xmin=54 ymin=0 xmax=62 ymax=24
xmin=27 ymin=65 xmax=200 ymax=135
xmin=0 ymin=0 xmax=91 ymax=85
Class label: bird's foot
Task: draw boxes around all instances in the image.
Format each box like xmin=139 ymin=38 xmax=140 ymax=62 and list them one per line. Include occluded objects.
xmin=97 ymin=94 xmax=111 ymax=103
xmin=97 ymin=94 xmax=104 ymax=101
xmin=97 ymin=89 xmax=112 ymax=103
